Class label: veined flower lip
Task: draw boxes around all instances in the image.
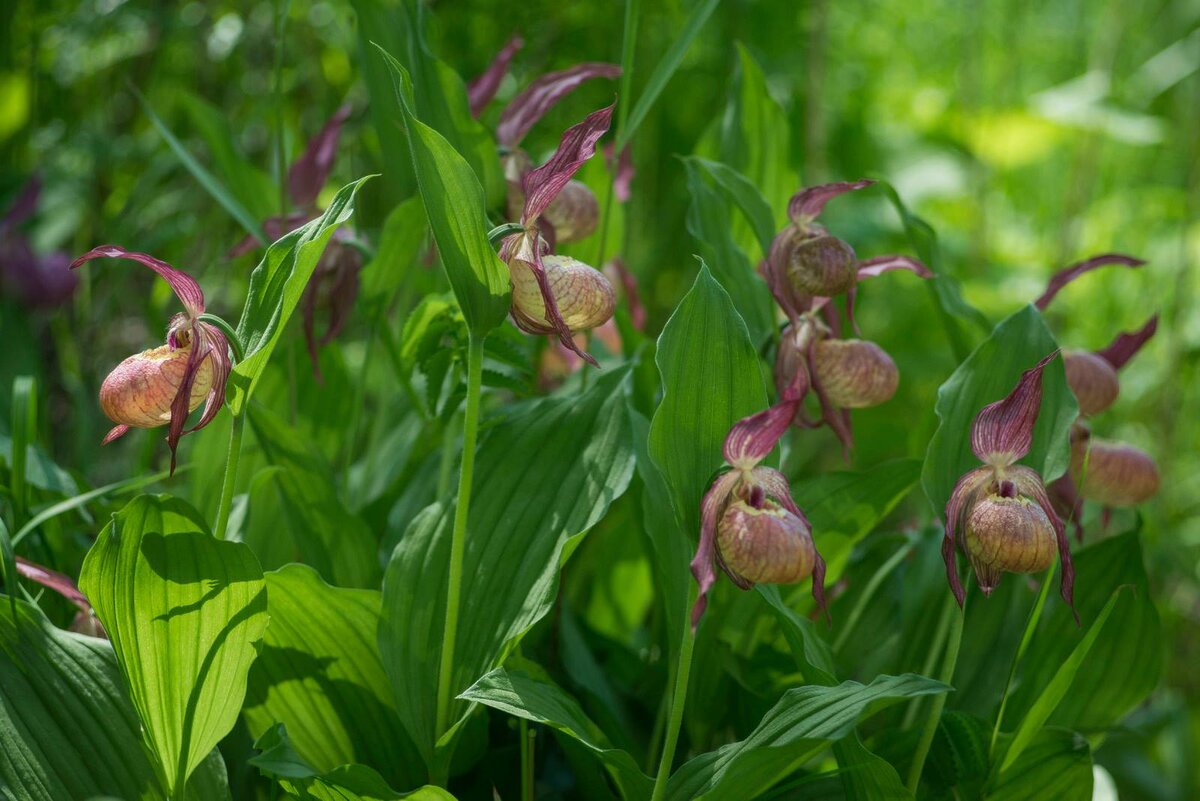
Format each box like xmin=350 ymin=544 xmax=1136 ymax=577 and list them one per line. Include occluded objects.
xmin=70 ymin=246 xmax=231 ymax=473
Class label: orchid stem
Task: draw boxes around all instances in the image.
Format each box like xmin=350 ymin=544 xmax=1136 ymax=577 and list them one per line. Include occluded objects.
xmin=905 ymin=592 xmax=965 ymax=794
xmin=213 ymin=409 xmax=245 ymax=541
xmin=435 ymin=333 xmax=485 ymax=760
xmin=989 ymin=565 xmax=1055 ymax=758
xmin=651 ymin=607 xmax=695 ymax=801
xmin=488 ymin=222 xmax=524 ymax=245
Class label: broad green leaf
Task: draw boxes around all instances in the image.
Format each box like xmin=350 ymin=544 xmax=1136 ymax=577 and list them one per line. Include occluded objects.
xmin=379 ymin=368 xmax=635 ymax=767
xmin=243 ymin=565 xmax=422 ymax=791
xmin=666 ymin=674 xmax=950 ymax=801
xmin=875 ymin=181 xmax=989 ymax=361
xmin=921 ymin=305 xmax=1077 ymax=515
xmin=793 ymin=458 xmax=922 ymax=582
xmin=359 ymin=197 xmax=428 ymax=304
xmin=79 ymin=495 xmax=269 ymax=796
xmin=1005 ymin=533 xmax=1162 ymax=734
xmin=132 ymin=86 xmax=267 ymax=245
xmin=0 ymin=598 xmax=230 ymax=801
xmin=175 ymin=91 xmax=277 ymax=221
xmin=924 ymin=711 xmax=990 ymax=797
xmin=617 ymin=0 xmax=720 ymax=150
xmin=1000 ymin=587 xmax=1124 ymax=772
xmin=719 ymin=45 xmax=792 ymax=239
xmin=834 ymin=733 xmax=912 ymax=801
xmin=374 ymin=46 xmax=510 ymax=337
xmin=252 ymin=725 xmax=453 ymax=801
xmin=459 ymin=668 xmax=653 ymax=800
xmin=648 ymin=263 xmax=767 ymax=540
xmin=682 ymin=160 xmax=774 ymax=346
xmin=631 ymin=408 xmax=690 ymax=663
xmin=684 ymin=157 xmax=776 ymax=258
xmin=231 ymin=177 xmax=374 ymax=412
xmin=245 ymin=405 xmax=379 ymax=588
xmin=991 ymin=728 xmax=1092 ymax=801
xmin=755 ymin=584 xmax=835 ymax=686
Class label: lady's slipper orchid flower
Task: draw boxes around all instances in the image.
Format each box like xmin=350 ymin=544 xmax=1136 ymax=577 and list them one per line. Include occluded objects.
xmin=70 ymin=246 xmax=231 ymax=473
xmin=0 ymin=175 xmax=77 ymax=308
xmin=692 ymin=376 xmax=827 ymax=627
xmin=1033 ymin=253 xmax=1161 ymax=534
xmin=489 ymin=62 xmax=621 ymax=245
xmin=498 ymin=104 xmax=617 ymax=366
xmin=230 ymin=104 xmax=361 ymax=379
xmin=764 ymin=184 xmax=931 ymax=455
xmin=941 ymin=353 xmax=1076 ymax=620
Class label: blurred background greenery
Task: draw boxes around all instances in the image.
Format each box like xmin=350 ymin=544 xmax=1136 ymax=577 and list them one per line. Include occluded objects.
xmin=2 ymin=0 xmax=1197 ymax=798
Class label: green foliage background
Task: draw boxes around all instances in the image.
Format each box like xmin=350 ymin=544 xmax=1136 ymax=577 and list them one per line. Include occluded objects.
xmin=1 ymin=0 xmax=1197 ymax=799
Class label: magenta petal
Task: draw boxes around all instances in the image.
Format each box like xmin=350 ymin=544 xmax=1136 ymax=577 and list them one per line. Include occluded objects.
xmin=970 ymin=351 xmax=1058 ymax=466
xmin=14 ymin=556 xmax=91 ymax=613
xmin=856 ymin=254 xmax=933 ymax=280
xmin=606 ymin=142 xmax=635 ymax=203
xmin=942 ymin=469 xmax=988 ymax=608
xmin=786 ymin=180 xmax=875 ymax=225
xmin=1033 ymin=253 xmax=1146 ymax=311
xmin=467 ymin=35 xmax=524 ymax=118
xmin=521 ymin=103 xmax=615 ymax=225
xmin=606 ymin=257 xmax=646 ymax=331
xmin=288 ymin=104 xmax=352 ymax=209
xmin=102 ymin=424 xmax=131 ymax=445
xmin=690 ymin=470 xmax=741 ymax=628
xmin=71 ymin=246 xmax=206 ymax=317
xmin=723 ymin=401 xmax=799 ymax=468
xmin=185 ymin=323 xmax=231 ymax=436
xmin=495 ymin=62 xmax=621 ymax=147
xmin=1096 ymin=314 xmax=1158 ymax=370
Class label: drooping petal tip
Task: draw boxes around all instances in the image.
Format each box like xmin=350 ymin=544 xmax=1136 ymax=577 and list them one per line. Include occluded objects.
xmin=496 ymin=62 xmax=621 ymax=148
xmin=787 ymin=180 xmax=875 ymax=226
xmin=71 ymin=246 xmax=206 ymax=317
xmin=1034 ymin=253 xmax=1146 ymax=311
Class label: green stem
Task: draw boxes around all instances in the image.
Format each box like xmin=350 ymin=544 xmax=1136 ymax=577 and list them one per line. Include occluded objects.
xmin=434 ymin=334 xmax=486 ymax=752
xmin=487 ymin=222 xmax=525 ymax=245
xmin=989 ymin=566 xmax=1055 ymax=757
xmin=651 ymin=612 xmax=695 ymax=801
xmin=833 ymin=540 xmax=915 ymax=654
xmin=212 ymin=410 xmax=246 ymax=541
xmin=906 ymin=593 xmax=965 ymax=794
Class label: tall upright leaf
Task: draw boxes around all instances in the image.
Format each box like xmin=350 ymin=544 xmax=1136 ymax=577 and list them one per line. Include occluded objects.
xmin=379 ymin=369 xmax=635 ymax=768
xmin=922 ymin=305 xmax=1077 ymax=514
xmin=231 ymin=177 xmax=374 ymax=412
xmin=243 ymin=565 xmax=422 ymax=791
xmin=79 ymin=495 xmax=269 ymax=796
xmin=648 ymin=263 xmax=767 ymax=540
xmin=375 ymin=47 xmax=510 ymax=337
xmin=0 ymin=599 xmax=230 ymax=801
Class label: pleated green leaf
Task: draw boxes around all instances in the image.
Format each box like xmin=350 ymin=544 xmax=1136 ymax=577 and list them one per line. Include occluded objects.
xmin=922 ymin=305 xmax=1078 ymax=515
xmin=243 ymin=565 xmax=423 ymax=791
xmin=834 ymin=733 xmax=912 ymax=801
xmin=990 ymin=728 xmax=1092 ymax=801
xmin=0 ymin=598 xmax=230 ymax=801
xmin=648 ymin=263 xmax=767 ymax=541
xmin=460 ymin=668 xmax=653 ymax=800
xmin=79 ymin=494 xmax=269 ymax=797
xmin=245 ymin=405 xmax=379 ymax=589
xmin=379 ymin=368 xmax=635 ymax=768
xmin=374 ymin=45 xmax=510 ymax=337
xmin=1005 ymin=532 xmax=1162 ymax=733
xmin=231 ymin=176 xmax=375 ymax=413
xmin=252 ymin=725 xmax=454 ymax=801
xmin=666 ymin=674 xmax=949 ymax=801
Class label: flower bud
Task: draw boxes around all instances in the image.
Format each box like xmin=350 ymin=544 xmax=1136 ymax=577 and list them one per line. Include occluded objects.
xmin=811 ymin=338 xmax=898 ymax=409
xmin=542 ymin=180 xmax=599 ymax=243
xmin=511 ymin=254 xmax=615 ymax=334
xmin=964 ymin=490 xmax=1057 ymax=594
xmin=1062 ymin=349 xmax=1119 ymax=416
xmin=786 ymin=232 xmax=858 ymax=297
xmin=1071 ymin=437 xmax=1159 ymax=507
xmin=99 ymin=343 xmax=214 ymax=429
xmin=717 ymin=495 xmax=816 ymax=588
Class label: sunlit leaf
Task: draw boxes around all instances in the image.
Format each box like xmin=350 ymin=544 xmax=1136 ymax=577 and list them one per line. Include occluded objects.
xmin=79 ymin=495 xmax=268 ymax=796
xmin=379 ymin=368 xmax=635 ymax=768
